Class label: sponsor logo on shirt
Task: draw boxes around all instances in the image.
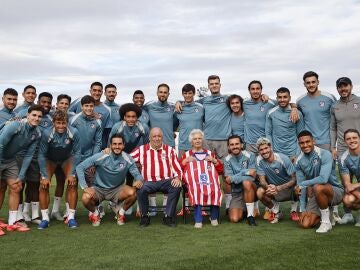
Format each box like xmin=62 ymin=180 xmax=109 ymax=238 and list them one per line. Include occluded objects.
xmin=319 ymin=101 xmax=325 ymax=107
xmin=199 ymin=173 xmax=210 ymax=185
xmin=161 ymin=153 xmax=168 ymax=160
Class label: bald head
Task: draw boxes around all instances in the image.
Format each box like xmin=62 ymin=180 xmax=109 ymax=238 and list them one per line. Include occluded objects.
xmin=150 ymin=127 xmax=163 ymax=149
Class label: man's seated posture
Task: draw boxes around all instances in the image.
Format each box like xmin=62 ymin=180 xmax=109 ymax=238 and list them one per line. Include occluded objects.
xmin=131 ymin=127 xmax=182 ymax=227
xmin=224 ymin=135 xmax=257 ymax=226
xmin=77 ymin=134 xmax=143 ymax=226
xmin=256 ymin=137 xmax=299 ymax=224
xmin=338 ymin=129 xmax=360 ymax=226
xmin=295 ymin=130 xmax=344 ymax=233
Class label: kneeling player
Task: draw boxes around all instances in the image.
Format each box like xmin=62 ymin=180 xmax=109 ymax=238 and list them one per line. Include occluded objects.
xmin=77 ymin=134 xmax=143 ymax=226
xmin=295 ymin=130 xmax=343 ymax=233
xmin=256 ymin=138 xmax=299 ymax=223
xmin=224 ymin=135 xmax=257 ymax=226
xmin=38 ymin=110 xmax=81 ymax=229
xmin=338 ymin=129 xmax=360 ymax=226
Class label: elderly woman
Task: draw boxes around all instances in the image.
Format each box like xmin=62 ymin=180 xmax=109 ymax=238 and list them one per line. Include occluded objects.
xmin=180 ymin=129 xmax=223 ymax=228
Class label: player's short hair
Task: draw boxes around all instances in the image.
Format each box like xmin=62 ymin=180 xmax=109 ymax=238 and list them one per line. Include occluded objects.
xmin=38 ymin=92 xmax=53 ymax=101
xmin=157 ymin=83 xmax=170 ymax=91
xmin=119 ymin=103 xmax=142 ymax=120
xmin=344 ymin=129 xmax=360 ymax=139
xmin=81 ymin=95 xmax=95 ymax=105
xmin=110 ymin=133 xmax=125 ymax=144
xmin=52 ymin=110 xmax=68 ymax=123
xmin=226 ymin=94 xmax=243 ymax=110
xmin=297 ymin=130 xmax=313 ymax=139
xmin=303 ymin=71 xmax=319 ymax=81
xmin=105 ymin=84 xmax=117 ymax=91
xmin=182 ymin=84 xmax=195 ymax=94
xmin=336 ymin=77 xmax=352 ymax=88
xmin=188 ymin=129 xmax=204 ymax=143
xmin=24 ymin=85 xmax=36 ymax=93
xmin=3 ymin=88 xmax=18 ymax=96
xmin=133 ymin=90 xmax=144 ymax=97
xmin=248 ymin=80 xmax=263 ymax=90
xmin=276 ymin=87 xmax=290 ymax=95
xmin=208 ymin=75 xmax=220 ymax=83
xmin=28 ymin=104 xmax=44 ymax=114
xmin=57 ymin=94 xmax=71 ymax=104
xmin=256 ymin=137 xmax=271 ymax=149
xmin=227 ymin=134 xmax=243 ymax=145
xmin=90 ymin=81 xmax=103 ymax=89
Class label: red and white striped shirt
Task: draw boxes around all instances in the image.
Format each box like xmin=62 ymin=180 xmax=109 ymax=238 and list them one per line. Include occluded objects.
xmin=181 ymin=150 xmax=223 ymax=206
xmin=130 ymin=143 xmax=182 ymax=182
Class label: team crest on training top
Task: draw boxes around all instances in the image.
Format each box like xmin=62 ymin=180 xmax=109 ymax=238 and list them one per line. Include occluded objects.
xmin=90 ymin=123 xmax=95 ymax=128
xmin=319 ymin=101 xmax=325 ymax=107
xmin=219 ymin=97 xmax=224 ymax=102
xmin=65 ymin=139 xmax=70 ymax=144
xmin=260 ymin=106 xmax=265 ymax=112
xmin=274 ymin=168 xmax=280 ymax=174
xmin=194 ymin=108 xmax=199 ymax=112
xmin=242 ymin=161 xmax=248 ymax=168
xmin=119 ymin=163 xmax=125 ymax=169
xmin=166 ymin=107 xmax=170 ymax=112
xmin=313 ymin=159 xmax=319 ymax=165
xmin=31 ymin=134 xmax=36 ymax=140
xmin=134 ymin=132 xmax=139 ymax=137
xmin=353 ymin=103 xmax=359 ymax=110
xmin=42 ymin=121 xmax=48 ymax=127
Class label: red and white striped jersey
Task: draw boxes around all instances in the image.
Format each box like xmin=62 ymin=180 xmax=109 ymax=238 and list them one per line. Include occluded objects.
xmin=130 ymin=143 xmax=182 ymax=182
xmin=181 ymin=150 xmax=223 ymax=206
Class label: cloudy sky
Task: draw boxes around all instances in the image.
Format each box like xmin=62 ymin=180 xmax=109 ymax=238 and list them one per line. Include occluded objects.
xmin=0 ymin=0 xmax=359 ymax=104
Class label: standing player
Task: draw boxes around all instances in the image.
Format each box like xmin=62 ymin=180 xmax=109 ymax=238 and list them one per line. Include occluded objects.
xmin=265 ymin=87 xmax=304 ymax=160
xmin=133 ymin=90 xmax=149 ymax=127
xmin=78 ymin=134 xmax=143 ymax=226
xmin=104 ymin=84 xmax=120 ymax=125
xmin=227 ymin=94 xmax=245 ymax=141
xmin=330 ymin=77 xmax=360 ymax=224
xmin=13 ymin=85 xmax=37 ymax=114
xmin=69 ymin=82 xmax=111 ymax=148
xmin=0 ymin=88 xmax=18 ymax=128
xmin=256 ymin=138 xmax=299 ymax=223
xmin=295 ymin=130 xmax=343 ymax=233
xmin=224 ymin=135 xmax=257 ymax=226
xmin=37 ymin=110 xmax=81 ymax=229
xmin=0 ymin=105 xmax=43 ymax=234
xmin=338 ymin=129 xmax=360 ymax=226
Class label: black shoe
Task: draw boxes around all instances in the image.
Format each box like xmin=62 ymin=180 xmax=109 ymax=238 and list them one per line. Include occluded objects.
xmin=247 ymin=216 xmax=257 ymax=226
xmin=139 ymin=216 xmax=150 ymax=227
xmin=163 ymin=216 xmax=176 ymax=228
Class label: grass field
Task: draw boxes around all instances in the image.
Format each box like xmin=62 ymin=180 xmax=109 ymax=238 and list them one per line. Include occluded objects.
xmin=0 ymin=190 xmax=359 ymax=270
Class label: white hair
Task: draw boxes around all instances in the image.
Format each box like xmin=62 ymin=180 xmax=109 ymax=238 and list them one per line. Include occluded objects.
xmin=256 ymin=137 xmax=271 ymax=149
xmin=188 ymin=129 xmax=204 ymax=143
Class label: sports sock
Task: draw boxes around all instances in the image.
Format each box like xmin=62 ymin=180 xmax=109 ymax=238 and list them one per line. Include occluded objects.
xmin=119 ymin=207 xmax=125 ymax=216
xmin=185 ymin=197 xmax=189 ymax=208
xmin=65 ymin=202 xmax=70 ymax=216
xmin=52 ymin=197 xmax=61 ymax=213
xmin=246 ymin=202 xmax=255 ymax=217
xmin=17 ymin=204 xmax=24 ymax=221
xmin=32 ymin=202 xmax=40 ymax=219
xmin=41 ymin=209 xmax=50 ymax=221
xmin=149 ymin=196 xmax=156 ymax=207
xmin=93 ymin=208 xmax=100 ymax=216
xmin=290 ymin=201 xmax=298 ymax=212
xmin=68 ymin=209 xmax=76 ymax=220
xmin=8 ymin=210 xmax=18 ymax=225
xmin=23 ymin=202 xmax=30 ymax=213
xmin=320 ymin=207 xmax=330 ymax=224
xmin=225 ymin=194 xmax=232 ymax=209
xmin=254 ymin=200 xmax=259 ymax=210
xmin=332 ymin=205 xmax=339 ymax=214
xmin=271 ymin=201 xmax=279 ymax=214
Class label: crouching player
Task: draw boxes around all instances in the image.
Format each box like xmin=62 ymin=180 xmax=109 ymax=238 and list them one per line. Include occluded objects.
xmin=224 ymin=135 xmax=257 ymax=226
xmin=338 ymin=129 xmax=360 ymax=226
xmin=77 ymin=134 xmax=143 ymax=226
xmin=295 ymin=130 xmax=343 ymax=233
xmin=38 ymin=110 xmax=81 ymax=229
xmin=256 ymin=138 xmax=299 ymax=223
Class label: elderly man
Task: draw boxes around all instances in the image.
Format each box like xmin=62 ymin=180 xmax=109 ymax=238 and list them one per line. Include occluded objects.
xmin=131 ymin=127 xmax=182 ymax=227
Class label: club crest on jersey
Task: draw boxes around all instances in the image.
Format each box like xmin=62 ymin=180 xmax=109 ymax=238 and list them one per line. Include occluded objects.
xmin=42 ymin=121 xmax=48 ymax=127
xmin=219 ymin=98 xmax=224 ymax=103
xmin=166 ymin=107 xmax=170 ymax=112
xmin=134 ymin=132 xmax=139 ymax=137
xmin=242 ymin=161 xmax=248 ymax=168
xmin=31 ymin=134 xmax=36 ymax=140
xmin=319 ymin=101 xmax=325 ymax=107
xmin=274 ymin=168 xmax=280 ymax=174
xmin=260 ymin=106 xmax=265 ymax=112
xmin=313 ymin=159 xmax=319 ymax=165
xmin=194 ymin=108 xmax=199 ymax=112
xmin=353 ymin=103 xmax=359 ymax=110
xmin=161 ymin=153 xmax=167 ymax=160
xmin=90 ymin=123 xmax=96 ymax=128
xmin=199 ymin=173 xmax=210 ymax=185
xmin=119 ymin=163 xmax=125 ymax=169
xmin=65 ymin=139 xmax=70 ymax=144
